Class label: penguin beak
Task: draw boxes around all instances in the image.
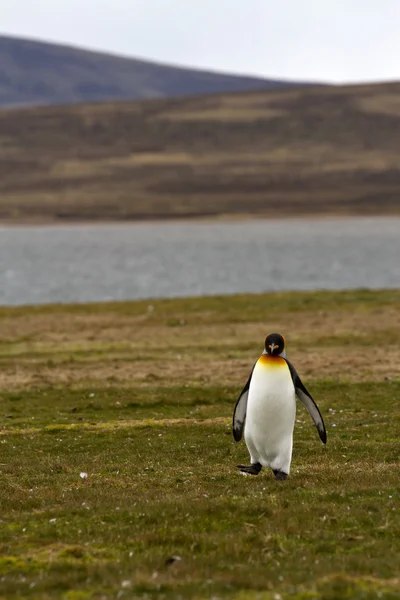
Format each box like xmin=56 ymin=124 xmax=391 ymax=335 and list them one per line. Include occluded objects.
xmin=269 ymin=343 xmax=278 ymax=354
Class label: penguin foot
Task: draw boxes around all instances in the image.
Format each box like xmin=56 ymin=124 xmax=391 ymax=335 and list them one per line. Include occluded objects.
xmin=273 ymin=469 xmax=288 ymax=481
xmin=237 ymin=463 xmax=262 ymax=475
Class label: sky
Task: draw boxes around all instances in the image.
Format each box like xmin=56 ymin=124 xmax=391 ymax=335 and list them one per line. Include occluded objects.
xmin=1 ymin=0 xmax=400 ymax=84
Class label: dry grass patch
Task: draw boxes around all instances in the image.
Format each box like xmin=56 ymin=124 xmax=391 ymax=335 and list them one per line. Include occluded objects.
xmin=1 ymin=291 xmax=400 ymax=390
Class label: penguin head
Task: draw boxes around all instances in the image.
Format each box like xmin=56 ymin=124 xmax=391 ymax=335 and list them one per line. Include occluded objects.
xmin=265 ymin=333 xmax=285 ymax=356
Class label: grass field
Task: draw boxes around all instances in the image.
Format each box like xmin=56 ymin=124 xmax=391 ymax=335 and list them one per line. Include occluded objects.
xmin=1 ymin=81 xmax=400 ymax=222
xmin=1 ymin=290 xmax=400 ymax=599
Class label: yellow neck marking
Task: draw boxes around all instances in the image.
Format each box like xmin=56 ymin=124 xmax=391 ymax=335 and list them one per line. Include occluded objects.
xmin=258 ymin=355 xmax=287 ymax=368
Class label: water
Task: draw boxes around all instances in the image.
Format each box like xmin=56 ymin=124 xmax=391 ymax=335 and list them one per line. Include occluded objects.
xmin=0 ymin=217 xmax=399 ymax=306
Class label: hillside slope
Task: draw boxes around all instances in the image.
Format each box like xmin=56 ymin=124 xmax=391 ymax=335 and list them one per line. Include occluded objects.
xmin=0 ymin=81 xmax=400 ymax=222
xmin=0 ymin=35 xmax=300 ymax=108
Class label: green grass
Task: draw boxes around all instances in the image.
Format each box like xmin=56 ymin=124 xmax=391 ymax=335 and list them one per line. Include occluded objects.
xmin=0 ymin=290 xmax=400 ymax=599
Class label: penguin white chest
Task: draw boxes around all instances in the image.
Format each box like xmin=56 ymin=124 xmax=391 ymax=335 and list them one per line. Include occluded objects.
xmin=244 ymin=355 xmax=296 ymax=472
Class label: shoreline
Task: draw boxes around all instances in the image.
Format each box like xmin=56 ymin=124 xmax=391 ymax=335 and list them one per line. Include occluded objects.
xmin=1 ymin=211 xmax=400 ymax=228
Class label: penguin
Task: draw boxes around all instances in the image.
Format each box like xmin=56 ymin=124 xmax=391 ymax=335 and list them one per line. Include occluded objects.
xmin=232 ymin=333 xmax=326 ymax=480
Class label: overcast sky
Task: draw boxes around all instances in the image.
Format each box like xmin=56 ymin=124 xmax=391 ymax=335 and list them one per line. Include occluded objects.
xmin=1 ymin=0 xmax=400 ymax=83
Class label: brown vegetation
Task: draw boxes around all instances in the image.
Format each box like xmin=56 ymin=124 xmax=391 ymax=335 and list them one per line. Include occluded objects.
xmin=1 ymin=82 xmax=400 ymax=222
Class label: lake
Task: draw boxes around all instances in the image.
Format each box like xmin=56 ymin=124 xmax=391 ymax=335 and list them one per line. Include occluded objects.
xmin=1 ymin=217 xmax=399 ymax=306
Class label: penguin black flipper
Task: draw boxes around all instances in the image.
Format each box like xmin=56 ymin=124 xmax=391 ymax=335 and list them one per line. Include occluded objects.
xmin=232 ymin=364 xmax=255 ymax=442
xmin=285 ymin=359 xmax=327 ymax=444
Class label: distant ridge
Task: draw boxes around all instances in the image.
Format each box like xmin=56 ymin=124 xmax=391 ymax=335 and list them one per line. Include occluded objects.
xmin=0 ymin=35 xmax=307 ymax=108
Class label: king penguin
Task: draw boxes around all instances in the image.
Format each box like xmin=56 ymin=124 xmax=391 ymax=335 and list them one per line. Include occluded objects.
xmin=232 ymin=333 xmax=326 ymax=480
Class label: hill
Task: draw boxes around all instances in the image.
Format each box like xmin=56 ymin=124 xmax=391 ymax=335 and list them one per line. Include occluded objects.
xmin=0 ymin=81 xmax=400 ymax=222
xmin=0 ymin=35 xmax=301 ymax=108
